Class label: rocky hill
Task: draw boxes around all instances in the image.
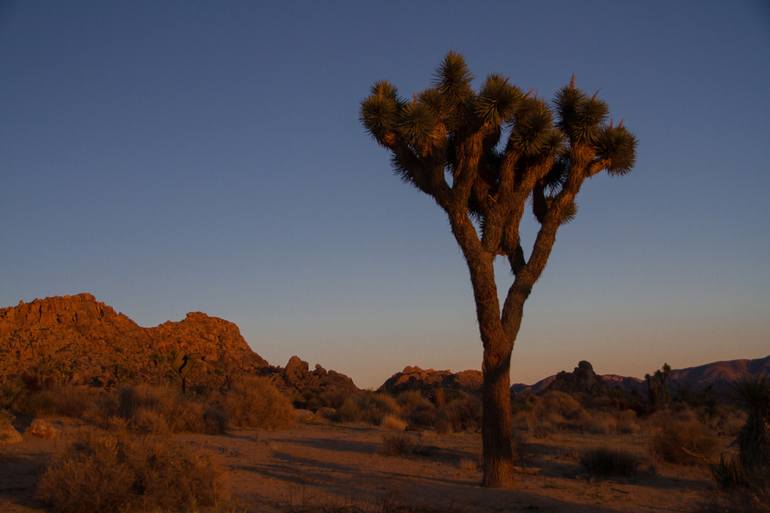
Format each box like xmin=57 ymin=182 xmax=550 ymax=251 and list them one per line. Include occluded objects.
xmin=512 ymin=356 xmax=770 ymax=396
xmin=0 ymin=293 xmax=268 ymax=390
xmin=378 ymin=365 xmax=482 ymax=398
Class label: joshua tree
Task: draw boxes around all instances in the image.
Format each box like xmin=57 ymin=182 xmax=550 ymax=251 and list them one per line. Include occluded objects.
xmin=646 ymin=363 xmax=672 ymax=411
xmin=360 ymin=52 xmax=637 ymax=487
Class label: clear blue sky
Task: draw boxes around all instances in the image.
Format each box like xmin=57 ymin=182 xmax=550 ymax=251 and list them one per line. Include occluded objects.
xmin=1 ymin=1 xmax=768 ymax=388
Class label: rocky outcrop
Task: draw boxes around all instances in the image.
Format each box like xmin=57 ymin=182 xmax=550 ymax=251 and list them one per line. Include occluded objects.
xmin=511 ymin=356 xmax=769 ymax=396
xmin=548 ymin=361 xmax=606 ymax=395
xmin=378 ymin=366 xmax=482 ymax=397
xmin=0 ymin=293 xmax=267 ymax=390
xmin=260 ymin=356 xmax=360 ymax=410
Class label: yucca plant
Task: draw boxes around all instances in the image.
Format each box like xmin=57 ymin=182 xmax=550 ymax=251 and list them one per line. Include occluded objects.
xmin=734 ymin=377 xmax=770 ymax=470
xmin=360 ymin=52 xmax=637 ymax=487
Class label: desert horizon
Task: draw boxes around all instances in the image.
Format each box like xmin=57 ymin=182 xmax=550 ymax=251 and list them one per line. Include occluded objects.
xmin=3 ymin=292 xmax=767 ymax=392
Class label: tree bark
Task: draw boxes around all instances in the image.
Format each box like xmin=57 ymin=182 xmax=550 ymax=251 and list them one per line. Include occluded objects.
xmin=481 ymin=335 xmax=515 ymax=487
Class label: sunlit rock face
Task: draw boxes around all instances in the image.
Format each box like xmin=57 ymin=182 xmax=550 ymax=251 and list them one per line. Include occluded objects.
xmin=378 ymin=365 xmax=483 ymax=398
xmin=0 ymin=293 xmax=267 ymax=389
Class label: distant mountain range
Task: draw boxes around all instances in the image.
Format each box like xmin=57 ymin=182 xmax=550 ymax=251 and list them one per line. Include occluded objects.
xmin=511 ymin=355 xmax=770 ymax=395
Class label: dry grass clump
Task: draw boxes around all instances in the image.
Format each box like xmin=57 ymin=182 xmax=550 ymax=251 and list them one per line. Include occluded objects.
xmin=36 ymin=427 xmax=230 ymax=513
xmin=380 ymin=433 xmax=430 ymax=458
xmin=435 ymin=395 xmax=482 ymax=434
xmin=336 ymin=391 xmax=401 ymax=425
xmin=512 ymin=391 xmax=590 ymax=437
xmin=23 ymin=386 xmax=107 ymax=420
xmin=380 ymin=414 xmax=407 ymax=431
xmin=616 ymin=409 xmax=640 ymax=434
xmin=218 ymin=376 xmax=295 ymax=430
xmin=651 ymin=416 xmax=719 ymax=465
xmin=112 ymin=378 xmax=294 ymax=434
xmin=397 ymin=391 xmax=437 ymax=429
xmin=512 ymin=390 xmax=642 ymax=437
xmin=116 ymin=385 xmax=213 ymax=434
xmin=580 ymin=447 xmax=642 ymax=478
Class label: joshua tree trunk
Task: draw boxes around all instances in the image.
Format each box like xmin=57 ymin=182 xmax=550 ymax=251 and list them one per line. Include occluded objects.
xmin=451 ymin=212 xmax=536 ymax=486
xmin=481 ymin=337 xmax=515 ymax=486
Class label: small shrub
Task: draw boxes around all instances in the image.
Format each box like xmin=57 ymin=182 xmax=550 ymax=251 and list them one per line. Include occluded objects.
xmin=651 ymin=418 xmax=719 ymax=465
xmin=218 ymin=376 xmax=294 ymax=430
xmin=130 ymin=408 xmax=170 ymax=435
xmin=336 ymin=392 xmax=401 ymax=425
xmin=435 ymin=395 xmax=481 ymax=434
xmin=21 ymin=386 xmax=105 ymax=419
xmin=616 ymin=409 xmax=640 ymax=434
xmin=580 ymin=447 xmax=641 ymax=478
xmin=584 ymin=411 xmax=618 ymax=434
xmin=203 ymin=406 xmax=228 ymax=434
xmin=381 ymin=414 xmax=407 ymax=431
xmin=36 ymin=428 xmax=230 ymax=513
xmin=381 ymin=433 xmax=428 ymax=457
xmin=397 ymin=391 xmax=437 ymax=429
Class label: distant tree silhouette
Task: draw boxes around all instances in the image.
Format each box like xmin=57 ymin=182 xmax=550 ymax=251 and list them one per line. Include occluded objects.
xmin=360 ymin=52 xmax=637 ymax=487
xmin=646 ymin=363 xmax=672 ymax=410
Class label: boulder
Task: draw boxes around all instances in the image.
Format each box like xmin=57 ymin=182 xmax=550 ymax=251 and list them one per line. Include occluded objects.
xmin=0 ymin=421 xmax=22 ymax=445
xmin=27 ymin=419 xmax=57 ymax=439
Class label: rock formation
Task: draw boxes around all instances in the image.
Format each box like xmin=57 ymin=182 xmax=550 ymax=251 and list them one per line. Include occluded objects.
xmin=259 ymin=356 xmax=359 ymax=410
xmin=0 ymin=293 xmax=267 ymax=390
xmin=378 ymin=366 xmax=482 ymax=397
xmin=0 ymin=293 xmax=362 ymax=407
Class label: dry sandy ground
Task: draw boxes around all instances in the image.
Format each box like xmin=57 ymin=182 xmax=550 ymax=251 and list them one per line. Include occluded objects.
xmin=0 ymin=418 xmax=719 ymax=513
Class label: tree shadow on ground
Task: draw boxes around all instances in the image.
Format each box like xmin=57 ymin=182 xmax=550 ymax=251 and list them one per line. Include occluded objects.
xmin=233 ymin=449 xmax=628 ymax=513
xmin=0 ymin=452 xmax=48 ymax=510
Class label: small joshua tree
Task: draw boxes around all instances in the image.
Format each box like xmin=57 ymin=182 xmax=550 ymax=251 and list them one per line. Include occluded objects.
xmin=360 ymin=52 xmax=637 ymax=487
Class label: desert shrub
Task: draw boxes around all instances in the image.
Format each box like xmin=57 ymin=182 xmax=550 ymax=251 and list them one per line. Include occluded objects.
xmin=203 ymin=406 xmax=228 ymax=434
xmin=218 ymin=376 xmax=294 ymax=430
xmin=0 ymin=378 xmax=27 ymax=412
xmin=512 ymin=391 xmax=590 ymax=437
xmin=336 ymin=391 xmax=401 ymax=425
xmin=707 ymin=378 xmax=770 ymax=506
xmin=397 ymin=391 xmax=437 ymax=429
xmin=118 ymin=385 xmax=172 ymax=419
xmin=584 ymin=411 xmax=618 ymax=434
xmin=435 ymin=395 xmax=481 ymax=434
xmin=129 ymin=408 xmax=170 ymax=435
xmin=111 ymin=385 xmax=229 ymax=434
xmin=733 ymin=378 xmax=770 ymax=470
xmin=381 ymin=414 xmax=407 ymax=431
xmin=580 ymin=447 xmax=641 ymax=478
xmin=36 ymin=428 xmax=230 ymax=513
xmin=651 ymin=417 xmax=719 ymax=465
xmin=381 ymin=433 xmax=429 ymax=457
xmin=616 ymin=409 xmax=640 ymax=434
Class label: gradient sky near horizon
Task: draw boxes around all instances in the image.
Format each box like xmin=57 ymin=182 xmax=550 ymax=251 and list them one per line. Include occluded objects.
xmin=1 ymin=1 xmax=769 ymax=388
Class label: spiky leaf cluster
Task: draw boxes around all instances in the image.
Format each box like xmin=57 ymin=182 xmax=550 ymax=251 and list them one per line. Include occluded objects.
xmin=360 ymin=52 xmax=637 ymax=274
